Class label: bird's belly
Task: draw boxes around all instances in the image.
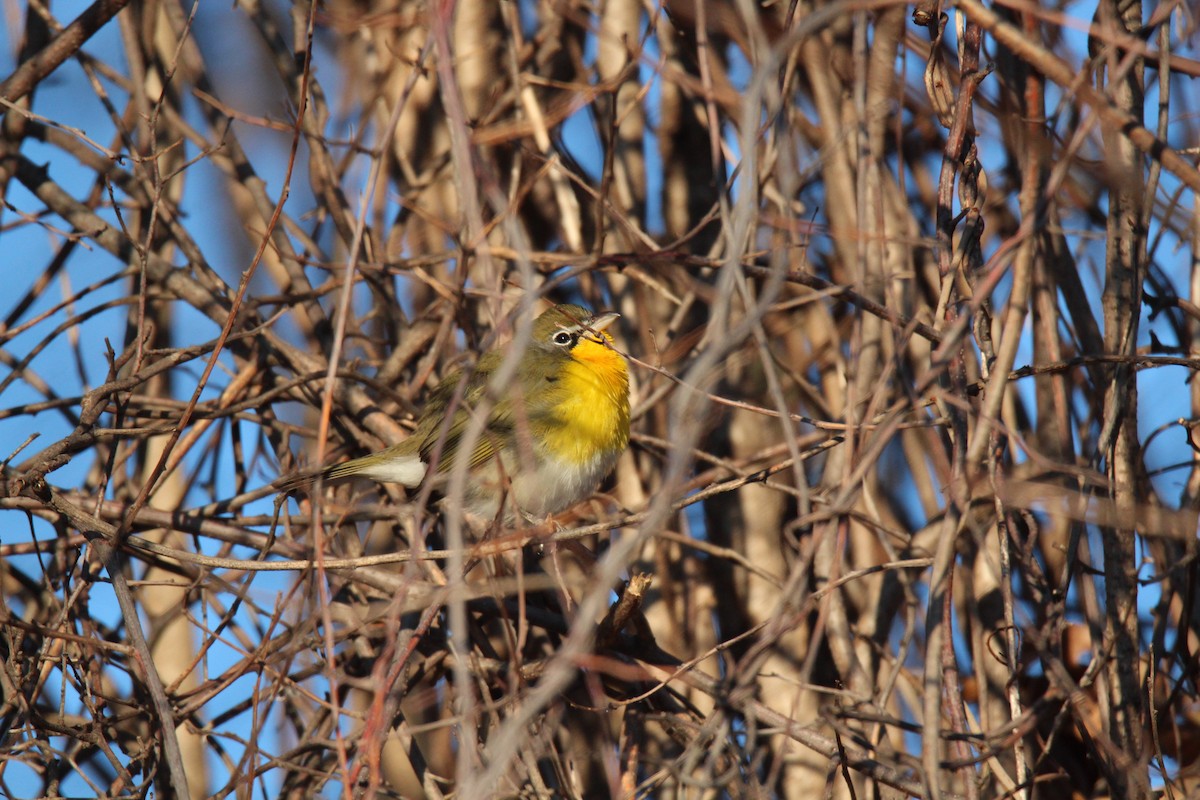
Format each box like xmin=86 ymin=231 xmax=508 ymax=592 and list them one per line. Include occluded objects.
xmin=512 ymin=448 xmax=620 ymax=518
xmin=454 ymin=446 xmax=618 ymax=522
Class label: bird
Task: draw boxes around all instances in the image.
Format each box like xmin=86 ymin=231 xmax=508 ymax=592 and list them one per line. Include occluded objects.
xmin=279 ymin=303 xmax=630 ymax=525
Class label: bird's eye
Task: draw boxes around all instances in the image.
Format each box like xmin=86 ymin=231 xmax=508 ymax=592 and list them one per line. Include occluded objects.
xmin=552 ymin=330 xmax=574 ymax=347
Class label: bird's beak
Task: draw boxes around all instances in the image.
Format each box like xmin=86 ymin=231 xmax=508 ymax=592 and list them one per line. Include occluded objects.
xmin=588 ymin=311 xmax=620 ymax=333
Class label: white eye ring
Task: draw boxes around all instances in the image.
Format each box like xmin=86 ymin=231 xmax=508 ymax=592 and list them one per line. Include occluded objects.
xmin=552 ymin=330 xmax=574 ymax=346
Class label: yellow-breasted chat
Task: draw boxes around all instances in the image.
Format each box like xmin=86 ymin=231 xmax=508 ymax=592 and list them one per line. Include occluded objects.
xmin=279 ymin=303 xmax=630 ymax=524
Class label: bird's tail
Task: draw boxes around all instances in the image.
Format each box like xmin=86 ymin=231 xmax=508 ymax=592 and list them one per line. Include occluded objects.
xmin=276 ymin=450 xmax=426 ymax=494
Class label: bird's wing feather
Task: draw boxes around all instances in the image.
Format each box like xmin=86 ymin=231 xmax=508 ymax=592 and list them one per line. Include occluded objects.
xmin=417 ymin=351 xmax=502 ymax=473
xmin=416 ymin=345 xmax=563 ymax=475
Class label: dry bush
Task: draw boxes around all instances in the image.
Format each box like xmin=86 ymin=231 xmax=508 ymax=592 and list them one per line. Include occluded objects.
xmin=2 ymin=0 xmax=1199 ymax=798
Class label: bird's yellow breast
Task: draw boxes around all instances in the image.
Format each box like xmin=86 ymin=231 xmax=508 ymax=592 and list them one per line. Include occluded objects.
xmin=541 ymin=337 xmax=630 ymax=466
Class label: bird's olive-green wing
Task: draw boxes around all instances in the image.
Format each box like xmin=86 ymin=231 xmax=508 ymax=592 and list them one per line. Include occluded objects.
xmin=412 ymin=350 xmax=504 ymax=474
xmin=414 ymin=346 xmax=564 ymax=475
xmin=420 ymin=405 xmax=513 ymax=474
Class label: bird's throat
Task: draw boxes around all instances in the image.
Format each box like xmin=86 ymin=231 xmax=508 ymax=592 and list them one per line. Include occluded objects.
xmin=543 ymin=339 xmax=630 ymax=465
